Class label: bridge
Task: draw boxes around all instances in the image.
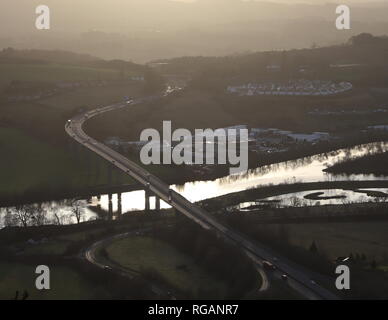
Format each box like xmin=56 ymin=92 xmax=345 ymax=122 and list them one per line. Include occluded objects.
xmin=65 ymin=94 xmax=339 ymax=300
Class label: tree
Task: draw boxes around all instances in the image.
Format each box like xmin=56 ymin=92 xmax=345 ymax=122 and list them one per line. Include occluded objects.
xmin=349 ymin=33 xmax=375 ymax=46
xmin=31 ymin=204 xmax=47 ymax=226
xmin=14 ymin=205 xmax=36 ymax=227
xmin=71 ymin=201 xmax=85 ymax=224
xmin=3 ymin=208 xmax=17 ymax=227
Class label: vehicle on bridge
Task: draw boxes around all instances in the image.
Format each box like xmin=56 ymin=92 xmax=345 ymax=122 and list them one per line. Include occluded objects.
xmin=263 ymin=261 xmax=277 ymax=271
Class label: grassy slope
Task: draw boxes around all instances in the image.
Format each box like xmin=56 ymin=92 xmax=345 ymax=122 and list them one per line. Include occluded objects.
xmin=267 ymin=221 xmax=388 ymax=264
xmin=0 ymin=127 xmax=80 ymax=196
xmin=0 ymin=262 xmax=100 ymax=300
xmin=39 ymin=85 xmax=141 ymax=111
xmin=0 ymin=63 xmax=128 ymax=83
xmin=106 ymin=236 xmax=227 ymax=296
xmin=0 ymin=127 xmax=128 ymax=199
xmin=0 ymin=83 xmax=141 ymax=200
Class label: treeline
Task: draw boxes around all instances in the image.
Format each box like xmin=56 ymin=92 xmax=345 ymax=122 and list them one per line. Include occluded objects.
xmin=154 ymin=34 xmax=388 ymax=89
xmin=0 ymin=48 xmax=144 ymax=73
xmin=0 ymin=48 xmax=164 ymax=92
xmin=325 ymin=151 xmax=388 ymax=176
xmin=223 ymin=215 xmax=334 ymax=276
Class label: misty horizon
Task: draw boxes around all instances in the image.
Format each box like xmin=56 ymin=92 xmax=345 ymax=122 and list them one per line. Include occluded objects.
xmin=0 ymin=0 xmax=387 ymax=62
xmin=0 ymin=0 xmax=388 ymax=63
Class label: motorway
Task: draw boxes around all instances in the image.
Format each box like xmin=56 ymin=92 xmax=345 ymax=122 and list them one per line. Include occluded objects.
xmin=65 ymin=95 xmax=339 ymax=300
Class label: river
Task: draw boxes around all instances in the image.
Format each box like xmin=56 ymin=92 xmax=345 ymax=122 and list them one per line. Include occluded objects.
xmin=1 ymin=141 xmax=388 ymax=226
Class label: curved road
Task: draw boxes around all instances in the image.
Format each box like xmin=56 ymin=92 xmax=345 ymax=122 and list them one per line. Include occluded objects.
xmin=65 ymin=94 xmax=339 ymax=300
xmin=83 ymin=229 xmax=176 ymax=299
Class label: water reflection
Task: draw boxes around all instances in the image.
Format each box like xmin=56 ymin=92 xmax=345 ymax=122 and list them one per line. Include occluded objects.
xmin=172 ymin=141 xmax=388 ymax=202
xmin=0 ymin=199 xmax=99 ymax=228
xmin=97 ymin=191 xmax=170 ymax=213
xmin=231 ymin=188 xmax=388 ymax=211
xmin=1 ymin=141 xmax=388 ymax=228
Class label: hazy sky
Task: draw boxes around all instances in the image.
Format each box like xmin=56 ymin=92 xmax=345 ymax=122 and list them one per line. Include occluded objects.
xmin=1 ymin=0 xmax=387 ymax=62
xmin=1 ymin=0 xmax=387 ymax=34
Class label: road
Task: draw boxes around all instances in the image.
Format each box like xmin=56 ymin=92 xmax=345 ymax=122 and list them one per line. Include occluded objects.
xmin=83 ymin=229 xmax=176 ymax=299
xmin=65 ymin=94 xmax=339 ymax=300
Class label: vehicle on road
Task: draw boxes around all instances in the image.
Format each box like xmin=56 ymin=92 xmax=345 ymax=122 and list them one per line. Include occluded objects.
xmin=263 ymin=260 xmax=277 ymax=271
xmin=281 ymin=274 xmax=288 ymax=281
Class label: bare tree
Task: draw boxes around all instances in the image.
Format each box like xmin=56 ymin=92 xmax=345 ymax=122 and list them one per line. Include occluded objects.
xmin=71 ymin=201 xmax=85 ymax=224
xmin=14 ymin=205 xmax=35 ymax=227
xmin=3 ymin=208 xmax=17 ymax=227
xmin=53 ymin=208 xmax=62 ymax=226
xmin=31 ymin=204 xmax=47 ymax=226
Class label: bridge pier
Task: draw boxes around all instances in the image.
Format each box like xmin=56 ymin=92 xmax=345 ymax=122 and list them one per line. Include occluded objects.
xmin=145 ymin=189 xmax=151 ymax=212
xmin=144 ymin=188 xmax=162 ymax=213
xmin=155 ymin=196 xmax=161 ymax=212
xmin=117 ymin=192 xmax=122 ymax=217
xmin=108 ymin=193 xmax=113 ymax=220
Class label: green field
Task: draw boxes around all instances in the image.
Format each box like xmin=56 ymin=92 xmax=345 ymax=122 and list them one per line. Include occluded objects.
xmin=40 ymin=85 xmax=141 ymax=112
xmin=0 ymin=262 xmax=101 ymax=300
xmin=269 ymin=221 xmax=388 ymax=264
xmin=0 ymin=127 xmax=124 ymax=198
xmin=0 ymin=77 xmax=141 ymax=201
xmin=0 ymin=63 xmax=127 ymax=84
xmin=0 ymin=127 xmax=78 ymax=196
xmin=106 ymin=236 xmax=228 ymax=296
xmin=21 ymin=241 xmax=70 ymax=256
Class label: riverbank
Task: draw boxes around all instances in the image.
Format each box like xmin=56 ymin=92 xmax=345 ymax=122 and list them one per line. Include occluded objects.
xmin=0 ymin=182 xmax=142 ymax=208
xmin=201 ymin=180 xmax=388 ymax=211
xmin=124 ymin=134 xmax=388 ymax=187
xmin=325 ymin=151 xmax=388 ymax=176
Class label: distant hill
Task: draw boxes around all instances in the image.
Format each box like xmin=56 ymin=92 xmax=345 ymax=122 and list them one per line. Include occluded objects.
xmin=0 ymin=48 xmax=100 ymax=65
xmin=152 ymin=34 xmax=388 ymax=87
xmin=0 ymin=48 xmax=146 ymax=73
xmin=0 ymin=0 xmax=388 ymax=62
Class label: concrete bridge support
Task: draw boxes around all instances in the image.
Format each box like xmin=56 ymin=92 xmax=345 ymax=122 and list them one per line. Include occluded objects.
xmin=144 ymin=188 xmax=162 ymax=213
xmin=117 ymin=192 xmax=122 ymax=216
xmin=108 ymin=193 xmax=113 ymax=220
xmin=145 ymin=189 xmax=151 ymax=212
xmin=155 ymin=196 xmax=161 ymax=212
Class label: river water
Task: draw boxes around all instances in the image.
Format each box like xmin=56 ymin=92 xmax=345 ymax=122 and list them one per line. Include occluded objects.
xmin=1 ymin=141 xmax=388 ymax=227
xmin=172 ymin=141 xmax=388 ymax=202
